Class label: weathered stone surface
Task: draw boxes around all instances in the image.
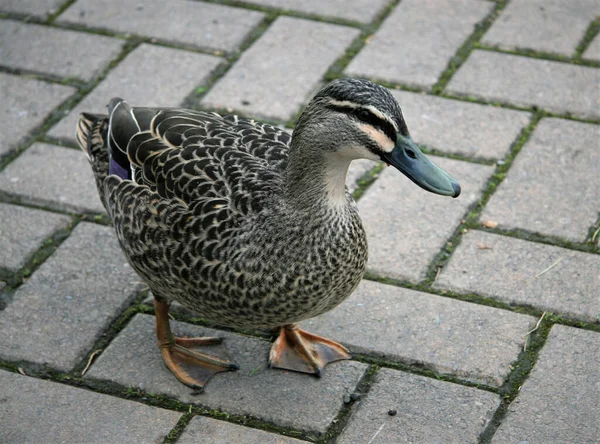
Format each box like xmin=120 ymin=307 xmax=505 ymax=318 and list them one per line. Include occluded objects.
xmin=347 ymin=159 xmax=377 ymax=194
xmin=345 ymin=0 xmax=493 ymax=88
xmin=202 ymin=17 xmax=359 ymax=121
xmin=436 ymin=231 xmax=600 ymax=322
xmin=0 ymin=20 xmax=123 ymax=81
xmin=0 ymin=143 xmax=104 ymax=213
xmin=447 ymin=51 xmax=600 ymax=119
xmin=49 ymin=44 xmax=222 ymax=141
xmin=492 ymin=325 xmax=600 ymax=443
xmin=481 ymin=118 xmax=600 ymax=242
xmin=392 ymin=90 xmax=531 ymax=160
xmin=0 ymin=0 xmax=65 ymax=18
xmin=58 ymin=0 xmax=264 ymax=52
xmin=338 ymin=368 xmax=500 ymax=443
xmin=0 ymin=203 xmax=70 ymax=272
xmin=583 ymin=34 xmax=600 ymax=60
xmin=241 ymin=0 xmax=390 ymax=23
xmin=359 ymin=156 xmax=493 ymax=282
xmin=482 ymin=0 xmax=600 ymax=56
xmin=179 ymin=416 xmax=309 ymax=444
xmin=0 ymin=370 xmax=181 ymax=443
xmin=303 ymin=280 xmax=535 ymax=387
xmin=87 ymin=314 xmax=367 ymax=434
xmin=0 ymin=73 xmax=74 ymax=157
xmin=0 ymin=223 xmax=140 ymax=370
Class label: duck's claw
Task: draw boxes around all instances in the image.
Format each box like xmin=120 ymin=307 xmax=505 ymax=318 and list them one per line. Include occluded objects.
xmin=268 ymin=324 xmax=351 ymax=376
xmin=154 ymin=299 xmax=238 ymax=391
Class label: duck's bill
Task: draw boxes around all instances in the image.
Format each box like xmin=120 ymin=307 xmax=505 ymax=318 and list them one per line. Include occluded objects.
xmin=380 ymin=135 xmax=461 ymax=198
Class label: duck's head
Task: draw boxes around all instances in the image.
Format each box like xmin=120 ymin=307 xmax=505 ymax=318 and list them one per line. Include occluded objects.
xmin=293 ymin=78 xmax=460 ymax=198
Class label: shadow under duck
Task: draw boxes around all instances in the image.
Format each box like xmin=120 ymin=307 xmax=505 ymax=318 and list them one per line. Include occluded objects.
xmin=77 ymin=78 xmax=460 ymax=391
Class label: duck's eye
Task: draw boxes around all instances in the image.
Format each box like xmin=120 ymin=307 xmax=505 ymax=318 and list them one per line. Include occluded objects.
xmin=356 ymin=109 xmax=372 ymax=122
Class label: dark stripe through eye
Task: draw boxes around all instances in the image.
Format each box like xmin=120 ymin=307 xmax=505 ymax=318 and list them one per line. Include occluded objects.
xmin=327 ymin=104 xmax=397 ymax=144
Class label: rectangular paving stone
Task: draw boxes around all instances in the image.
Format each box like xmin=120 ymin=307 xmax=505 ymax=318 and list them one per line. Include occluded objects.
xmin=241 ymin=0 xmax=390 ymax=23
xmin=338 ymin=368 xmax=500 ymax=443
xmin=0 ymin=20 xmax=124 ymax=81
xmin=0 ymin=0 xmax=66 ymax=18
xmin=482 ymin=0 xmax=600 ymax=56
xmin=0 ymin=370 xmax=181 ymax=443
xmin=58 ymin=0 xmax=264 ymax=52
xmin=435 ymin=231 xmax=600 ymax=322
xmin=492 ymin=325 xmax=600 ymax=443
xmin=0 ymin=223 xmax=141 ymax=370
xmin=0 ymin=143 xmax=104 ymax=214
xmin=583 ymin=34 xmax=600 ymax=60
xmin=447 ymin=51 xmax=600 ymax=119
xmin=0 ymin=203 xmax=71 ymax=273
xmin=179 ymin=416 xmax=309 ymax=444
xmin=49 ymin=44 xmax=222 ymax=141
xmin=303 ymin=280 xmax=535 ymax=387
xmin=87 ymin=314 xmax=367 ymax=435
xmin=345 ymin=0 xmax=493 ymax=89
xmin=201 ymin=17 xmax=359 ymax=121
xmin=359 ymin=156 xmax=494 ymax=282
xmin=481 ymin=118 xmax=600 ymax=242
xmin=392 ymin=90 xmax=531 ymax=160
xmin=0 ymin=72 xmax=75 ymax=157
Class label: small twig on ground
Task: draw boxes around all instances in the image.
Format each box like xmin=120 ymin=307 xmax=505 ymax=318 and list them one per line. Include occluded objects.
xmin=535 ymin=257 xmax=565 ymax=279
xmin=434 ymin=265 xmax=442 ymax=282
xmin=17 ymin=367 xmax=26 ymax=376
xmin=81 ymin=349 xmax=102 ymax=376
xmin=523 ymin=312 xmax=546 ymax=352
xmin=592 ymin=226 xmax=600 ymax=243
xmin=368 ymin=423 xmax=386 ymax=444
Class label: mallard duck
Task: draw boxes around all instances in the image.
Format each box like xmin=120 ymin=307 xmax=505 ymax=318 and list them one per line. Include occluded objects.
xmin=77 ymin=78 xmax=460 ymax=391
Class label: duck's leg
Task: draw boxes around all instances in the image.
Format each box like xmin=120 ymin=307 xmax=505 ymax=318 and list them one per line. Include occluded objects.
xmin=154 ymin=298 xmax=239 ymax=391
xmin=268 ymin=324 xmax=351 ymax=376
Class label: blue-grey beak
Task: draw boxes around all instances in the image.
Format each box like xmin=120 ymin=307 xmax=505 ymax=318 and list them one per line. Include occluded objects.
xmin=380 ymin=135 xmax=461 ymax=198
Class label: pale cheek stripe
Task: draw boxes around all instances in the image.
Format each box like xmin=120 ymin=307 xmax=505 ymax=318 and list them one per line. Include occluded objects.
xmin=359 ymin=124 xmax=395 ymax=153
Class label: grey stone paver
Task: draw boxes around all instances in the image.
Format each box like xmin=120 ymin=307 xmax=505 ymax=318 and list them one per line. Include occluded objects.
xmin=447 ymin=50 xmax=600 ymax=119
xmin=338 ymin=368 xmax=500 ymax=443
xmin=303 ymin=280 xmax=535 ymax=387
xmin=87 ymin=314 xmax=367 ymax=434
xmin=359 ymin=156 xmax=494 ymax=282
xmin=0 ymin=0 xmax=66 ymax=18
xmin=0 ymin=20 xmax=124 ymax=81
xmin=49 ymin=44 xmax=222 ymax=141
xmin=241 ymin=0 xmax=390 ymax=23
xmin=346 ymin=159 xmax=377 ymax=193
xmin=0 ymin=223 xmax=140 ymax=370
xmin=0 ymin=72 xmax=74 ymax=157
xmin=482 ymin=0 xmax=600 ymax=56
xmin=0 ymin=203 xmax=71 ymax=272
xmin=179 ymin=416 xmax=309 ymax=444
xmin=492 ymin=325 xmax=600 ymax=443
xmin=202 ymin=17 xmax=359 ymax=122
xmin=58 ymin=0 xmax=264 ymax=53
xmin=0 ymin=143 xmax=104 ymax=213
xmin=583 ymin=34 xmax=600 ymax=60
xmin=345 ymin=0 xmax=493 ymax=89
xmin=0 ymin=370 xmax=181 ymax=443
xmin=392 ymin=90 xmax=531 ymax=160
xmin=436 ymin=231 xmax=600 ymax=322
xmin=481 ymin=118 xmax=600 ymax=242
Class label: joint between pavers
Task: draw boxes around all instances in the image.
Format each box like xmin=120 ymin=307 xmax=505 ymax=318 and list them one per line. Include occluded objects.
xmin=46 ymin=0 xmax=78 ymax=24
xmin=574 ymin=17 xmax=600 ymax=59
xmin=474 ymin=43 xmax=600 ymax=69
xmin=432 ymin=0 xmax=507 ymax=95
xmin=0 ymin=65 xmax=86 ymax=89
xmin=351 ymin=162 xmax=386 ymax=202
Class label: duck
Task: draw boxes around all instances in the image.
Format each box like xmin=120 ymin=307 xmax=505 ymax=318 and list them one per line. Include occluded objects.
xmin=76 ymin=78 xmax=460 ymax=391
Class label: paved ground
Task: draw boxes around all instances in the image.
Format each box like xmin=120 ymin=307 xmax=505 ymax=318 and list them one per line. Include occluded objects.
xmin=0 ymin=0 xmax=598 ymax=443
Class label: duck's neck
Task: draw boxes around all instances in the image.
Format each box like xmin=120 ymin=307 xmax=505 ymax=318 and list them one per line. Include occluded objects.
xmin=285 ymin=147 xmax=352 ymax=210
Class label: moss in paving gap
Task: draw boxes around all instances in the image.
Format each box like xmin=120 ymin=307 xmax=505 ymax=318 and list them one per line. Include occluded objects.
xmin=163 ymin=413 xmax=194 ymax=443
xmin=0 ymin=217 xmax=77 ymax=293
xmin=478 ymin=315 xmax=553 ymax=443
xmin=351 ymin=162 xmax=386 ymax=202
xmin=319 ymin=364 xmax=378 ymax=443
xmin=585 ymin=213 xmax=600 ymax=245
xmin=197 ymin=0 xmax=364 ymax=29
xmin=432 ymin=1 xmax=507 ymax=94
xmin=46 ymin=0 xmax=77 ymax=23
xmin=574 ymin=17 xmax=600 ymax=60
xmin=474 ymin=43 xmax=600 ymax=68
xmin=0 ymin=65 xmax=86 ymax=89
